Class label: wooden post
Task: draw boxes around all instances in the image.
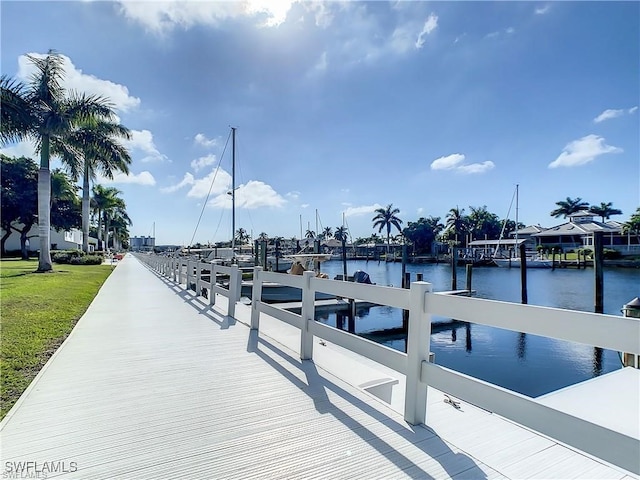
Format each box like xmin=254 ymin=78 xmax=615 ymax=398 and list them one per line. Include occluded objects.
xmin=348 ymin=299 xmax=356 ymax=333
xmin=402 ymin=272 xmax=411 ymax=334
xmin=341 ymin=237 xmax=347 ymax=281
xmin=401 ymin=244 xmax=407 ymax=287
xmin=416 ymin=273 xmax=423 ymax=282
xmin=275 ymin=239 xmax=279 ymax=272
xmin=594 ymin=231 xmax=604 ymax=314
xmin=209 ymin=264 xmax=217 ymax=306
xmin=228 ymin=265 xmax=241 ymax=318
xmin=465 ymin=264 xmax=473 ymax=296
xmin=250 ymin=267 xmax=263 ymax=329
xmin=552 ymin=250 xmax=556 ymax=270
xmin=519 ymin=243 xmax=528 ymax=304
xmin=300 ymin=271 xmax=316 ymax=360
xmin=260 ymin=240 xmax=267 ymax=269
xmin=404 ymin=281 xmax=432 ymax=426
xmin=451 ymin=247 xmax=458 ymax=290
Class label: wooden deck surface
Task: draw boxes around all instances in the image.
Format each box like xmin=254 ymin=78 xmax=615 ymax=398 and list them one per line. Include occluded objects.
xmin=1 ymin=254 xmax=636 ymax=479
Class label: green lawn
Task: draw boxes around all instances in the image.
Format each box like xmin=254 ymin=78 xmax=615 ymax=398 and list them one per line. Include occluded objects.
xmin=0 ymin=260 xmax=114 ymax=419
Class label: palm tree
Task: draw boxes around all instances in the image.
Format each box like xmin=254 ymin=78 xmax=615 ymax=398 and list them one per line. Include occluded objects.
xmin=550 ymin=197 xmax=590 ymax=218
xmin=109 ymin=210 xmax=132 ymax=250
xmin=91 ymin=185 xmax=123 ymax=251
xmin=445 ymin=206 xmax=467 ymax=244
xmin=334 ymin=226 xmax=348 ymax=243
xmin=322 ymin=226 xmax=333 ymax=240
xmin=1 ymin=51 xmax=120 ymax=271
xmin=65 ymin=119 xmax=131 ymax=252
xmin=589 ymin=202 xmax=622 ymax=223
xmin=372 ymin=204 xmax=403 ymax=253
xmin=235 ymin=228 xmax=250 ymax=245
xmin=103 ymin=198 xmax=130 ymax=251
xmin=257 ymin=232 xmax=269 ymax=243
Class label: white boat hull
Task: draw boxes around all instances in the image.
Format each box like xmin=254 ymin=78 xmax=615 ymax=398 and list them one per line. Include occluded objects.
xmin=493 ymin=257 xmax=553 ymax=268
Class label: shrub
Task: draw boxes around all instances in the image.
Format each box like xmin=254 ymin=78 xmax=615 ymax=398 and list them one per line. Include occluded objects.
xmin=603 ymin=249 xmax=622 ymax=260
xmin=68 ymin=255 xmax=104 ymax=265
xmin=52 ymin=249 xmax=85 ymax=264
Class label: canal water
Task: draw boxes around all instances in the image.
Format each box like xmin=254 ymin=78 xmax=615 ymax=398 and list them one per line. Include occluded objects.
xmin=317 ymin=260 xmax=639 ymax=397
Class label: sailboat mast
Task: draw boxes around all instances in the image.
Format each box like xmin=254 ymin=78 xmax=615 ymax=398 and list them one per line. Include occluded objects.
xmin=515 ymin=184 xmax=519 ymax=247
xmin=231 ymin=127 xmax=236 ymax=253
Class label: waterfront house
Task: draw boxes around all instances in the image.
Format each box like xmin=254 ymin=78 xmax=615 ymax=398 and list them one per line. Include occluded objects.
xmin=532 ymin=211 xmax=636 ymax=254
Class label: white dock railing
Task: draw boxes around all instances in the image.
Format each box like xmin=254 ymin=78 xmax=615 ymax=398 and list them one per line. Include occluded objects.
xmin=135 ymin=254 xmax=242 ymax=318
xmin=136 ymin=255 xmax=640 ymax=475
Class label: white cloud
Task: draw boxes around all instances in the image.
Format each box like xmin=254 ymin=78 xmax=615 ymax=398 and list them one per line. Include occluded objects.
xmin=17 ymin=53 xmax=140 ymax=113
xmin=456 ymin=161 xmax=495 ymax=174
xmin=0 ymin=140 xmax=37 ymax=159
xmin=594 ymin=109 xmax=625 ymax=123
xmin=431 ymin=153 xmax=465 ymax=170
xmin=431 ymin=153 xmax=494 ymax=174
xmin=343 ymin=204 xmax=383 ymax=217
xmin=506 ymin=27 xmax=515 ymax=34
xmin=117 ymin=0 xmax=294 ymax=33
xmin=190 ymin=154 xmax=217 ymax=172
xmin=286 ymin=191 xmax=301 ymax=200
xmin=194 ymin=133 xmax=218 ymax=148
xmin=160 ymin=173 xmax=195 ymax=193
xmin=100 ymin=171 xmax=156 ymax=186
xmin=548 ymin=134 xmax=622 ymax=168
xmin=187 ymin=169 xmax=232 ymax=198
xmin=535 ymin=5 xmax=550 ymax=15
xmin=208 ymin=180 xmax=286 ymax=209
xmin=415 ymin=13 xmax=438 ymax=49
xmin=593 ymin=106 xmax=638 ymax=123
xmin=123 ymin=129 xmax=168 ymax=163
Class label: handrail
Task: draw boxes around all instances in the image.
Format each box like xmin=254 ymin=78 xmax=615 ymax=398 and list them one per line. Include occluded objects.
xmin=134 ymin=253 xmax=640 ymax=474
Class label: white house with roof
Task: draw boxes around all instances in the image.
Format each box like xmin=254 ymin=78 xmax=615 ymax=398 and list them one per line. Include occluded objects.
xmin=532 ymin=211 xmax=637 ymax=254
xmin=2 ymin=225 xmax=97 ymax=255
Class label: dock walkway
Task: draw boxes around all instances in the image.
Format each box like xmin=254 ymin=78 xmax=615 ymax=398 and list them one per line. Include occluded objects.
xmin=0 ymin=254 xmax=636 ymax=479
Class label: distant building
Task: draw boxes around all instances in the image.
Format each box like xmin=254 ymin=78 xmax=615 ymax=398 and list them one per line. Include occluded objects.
xmin=130 ymin=236 xmax=155 ymax=251
xmin=532 ymin=211 xmax=632 ymax=253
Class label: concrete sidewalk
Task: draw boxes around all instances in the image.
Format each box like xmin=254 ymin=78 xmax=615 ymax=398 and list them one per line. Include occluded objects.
xmin=1 ymin=254 xmax=634 ymax=479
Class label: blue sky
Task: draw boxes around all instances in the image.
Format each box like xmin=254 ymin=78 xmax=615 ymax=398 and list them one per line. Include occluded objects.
xmin=2 ymin=1 xmax=638 ymax=245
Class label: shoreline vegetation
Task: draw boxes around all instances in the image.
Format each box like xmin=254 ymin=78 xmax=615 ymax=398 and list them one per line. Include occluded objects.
xmin=0 ymin=259 xmax=114 ymax=419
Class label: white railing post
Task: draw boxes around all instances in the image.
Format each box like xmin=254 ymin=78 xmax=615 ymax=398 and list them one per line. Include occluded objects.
xmin=195 ymin=261 xmax=202 ymax=297
xmin=251 ymin=267 xmax=263 ymax=330
xmin=209 ymin=264 xmax=216 ymax=306
xmin=404 ymin=281 xmax=433 ymax=426
xmin=227 ymin=265 xmax=241 ymax=318
xmin=300 ymin=271 xmax=316 ymax=360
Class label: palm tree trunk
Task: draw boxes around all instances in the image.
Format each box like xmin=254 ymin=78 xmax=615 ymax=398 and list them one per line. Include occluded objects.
xmin=97 ymin=209 xmax=103 ymax=251
xmin=37 ymin=136 xmax=52 ymax=272
xmin=82 ymin=165 xmax=90 ymax=253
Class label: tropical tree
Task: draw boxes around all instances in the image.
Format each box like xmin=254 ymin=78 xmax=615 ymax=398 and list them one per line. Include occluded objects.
xmin=91 ymin=185 xmax=124 ymax=250
xmin=64 ymin=119 xmax=131 ymax=252
xmin=589 ymin=202 xmax=622 ymax=223
xmin=322 ymin=226 xmax=333 ymax=240
xmin=1 ymin=51 xmax=121 ymax=270
xmin=235 ymin=228 xmax=250 ymax=245
xmin=372 ymin=204 xmax=403 ymax=253
xmin=444 ymin=206 xmax=467 ymax=245
xmin=402 ymin=216 xmax=443 ymax=254
xmin=467 ymin=206 xmax=501 ymax=241
xmin=103 ymin=197 xmax=130 ymax=251
xmin=334 ymin=226 xmax=348 ymax=243
xmin=0 ymin=155 xmax=37 ymax=258
xmin=109 ymin=210 xmax=132 ymax=250
xmin=550 ymin=197 xmax=590 ymax=218
xmin=50 ymin=169 xmax=81 ymax=233
xmin=305 ymin=229 xmax=316 ymax=239
xmin=257 ymin=232 xmax=269 ymax=243
xmin=623 ymin=207 xmax=640 ymax=235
